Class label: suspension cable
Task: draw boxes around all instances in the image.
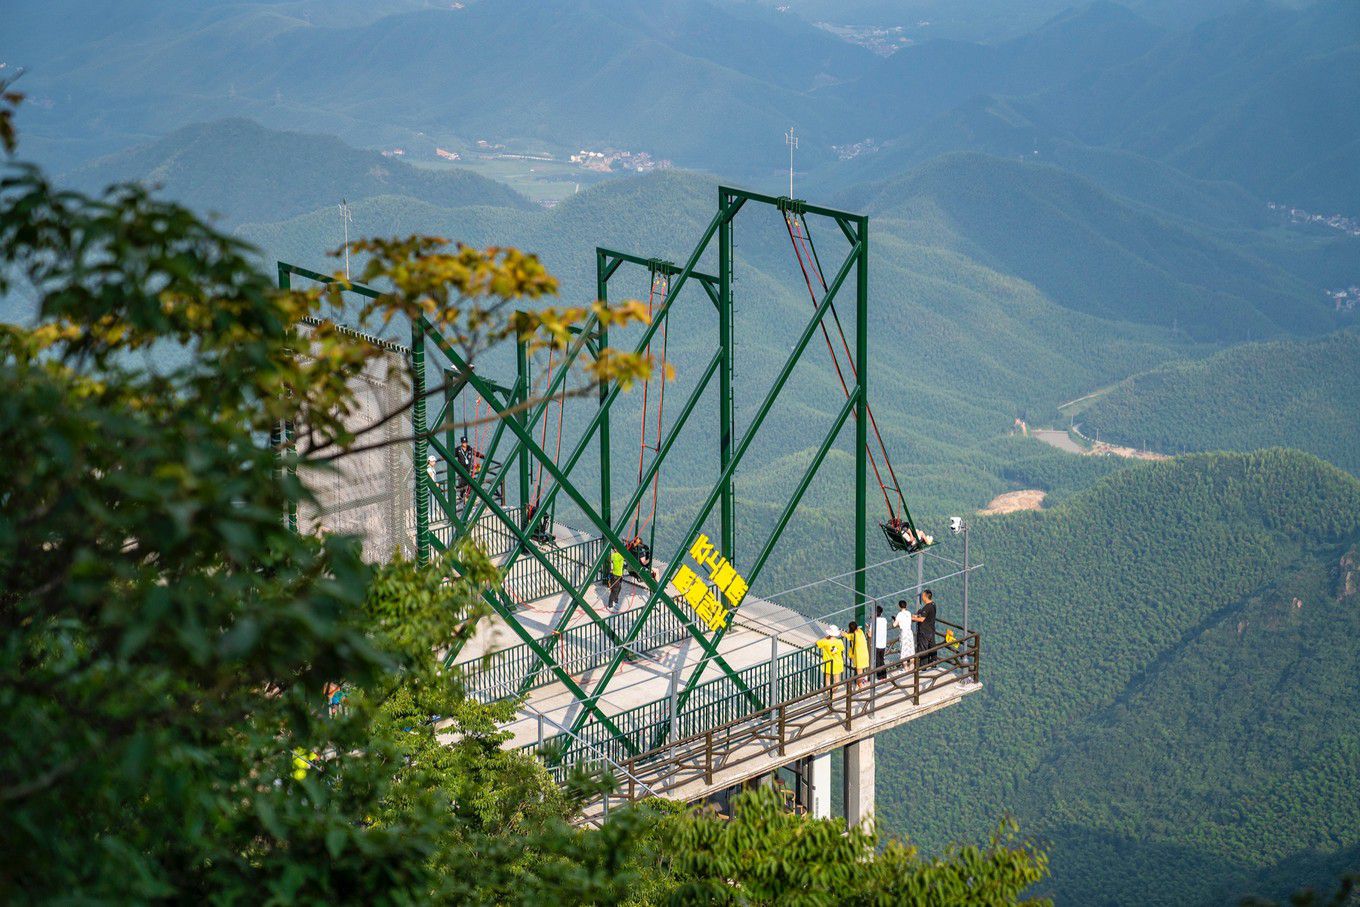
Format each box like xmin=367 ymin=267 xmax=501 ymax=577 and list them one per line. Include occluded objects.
xmin=797 ymin=212 xmax=913 ymax=523
xmin=782 ymin=211 xmax=897 ymax=520
xmin=631 ymin=270 xmax=670 ymax=545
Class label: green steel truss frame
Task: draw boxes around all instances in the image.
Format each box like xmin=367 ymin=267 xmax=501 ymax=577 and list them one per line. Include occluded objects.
xmin=279 ymin=184 xmax=873 ymax=755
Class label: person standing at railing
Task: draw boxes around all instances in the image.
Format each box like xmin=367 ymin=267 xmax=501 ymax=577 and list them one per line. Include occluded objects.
xmin=873 ymin=605 xmax=889 ymax=680
xmin=894 ymin=599 xmax=915 ymax=666
xmin=815 ymin=626 xmax=846 ymax=703
xmin=844 ymin=622 xmax=870 ymax=690
xmin=912 ymin=589 xmax=938 ymax=667
xmin=606 ymin=546 xmax=625 ymax=612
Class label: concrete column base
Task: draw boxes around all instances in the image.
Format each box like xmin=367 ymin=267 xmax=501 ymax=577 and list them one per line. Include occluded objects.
xmin=843 ymin=737 xmax=875 ymax=830
xmin=811 ymin=752 xmax=832 ymax=819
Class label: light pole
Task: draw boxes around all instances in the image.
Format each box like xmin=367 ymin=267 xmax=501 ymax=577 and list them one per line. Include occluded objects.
xmin=950 ymin=516 xmax=970 ymax=636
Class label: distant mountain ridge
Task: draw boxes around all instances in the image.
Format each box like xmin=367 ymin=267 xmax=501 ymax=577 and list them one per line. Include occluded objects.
xmin=840 ymin=151 xmax=1342 ymax=340
xmin=65 ymin=119 xmax=534 ymax=226
xmin=1082 ymin=330 xmax=1360 ymax=474
xmin=9 ymin=0 xmax=1358 ymax=214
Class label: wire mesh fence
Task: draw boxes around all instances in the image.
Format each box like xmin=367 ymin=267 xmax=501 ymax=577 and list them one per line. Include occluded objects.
xmin=296 ymin=340 xmax=416 ymax=563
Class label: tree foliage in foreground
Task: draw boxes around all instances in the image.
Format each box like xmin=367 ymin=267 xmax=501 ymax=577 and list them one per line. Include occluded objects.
xmin=0 ymin=141 xmax=1048 ymax=903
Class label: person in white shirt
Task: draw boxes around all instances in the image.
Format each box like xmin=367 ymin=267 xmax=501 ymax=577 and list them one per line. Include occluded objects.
xmin=873 ymin=605 xmax=889 ymax=679
xmin=894 ymin=599 xmax=915 ymax=666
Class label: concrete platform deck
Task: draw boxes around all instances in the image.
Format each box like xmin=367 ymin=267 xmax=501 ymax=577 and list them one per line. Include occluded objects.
xmin=450 ymin=522 xmax=826 ymax=750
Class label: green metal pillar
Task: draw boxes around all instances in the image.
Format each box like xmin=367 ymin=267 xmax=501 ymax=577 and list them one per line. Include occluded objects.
xmin=718 ymin=188 xmax=735 ymax=559
xmin=412 ymin=326 xmax=430 ymax=566
xmin=854 ymin=216 xmax=868 ymax=627
xmin=596 ymin=249 xmax=612 ymax=527
xmin=516 ymin=337 xmax=531 ymax=516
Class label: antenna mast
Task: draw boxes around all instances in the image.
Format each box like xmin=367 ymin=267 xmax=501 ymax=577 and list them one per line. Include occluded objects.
xmin=339 ymin=199 xmax=353 ymax=280
xmin=785 ymin=127 xmax=798 ymax=198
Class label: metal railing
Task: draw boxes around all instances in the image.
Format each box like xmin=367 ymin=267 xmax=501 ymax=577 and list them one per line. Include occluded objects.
xmin=450 ymin=592 xmax=692 ymax=701
xmin=430 ymin=505 xmax=524 ymax=560
xmin=531 ymin=621 xmax=980 ymax=791
xmin=503 ymin=536 xmax=606 ymax=604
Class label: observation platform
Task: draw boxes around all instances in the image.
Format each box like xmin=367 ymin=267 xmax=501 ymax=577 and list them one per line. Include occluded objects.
xmin=441 ymin=510 xmax=981 ymax=825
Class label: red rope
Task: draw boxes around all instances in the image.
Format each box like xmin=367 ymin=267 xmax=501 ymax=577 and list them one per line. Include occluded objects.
xmin=640 ymin=275 xmax=670 ymax=537
xmin=795 ymin=212 xmax=910 ymax=518
xmin=783 ymin=212 xmax=897 ymax=519
xmin=632 ymin=272 xmax=669 ymax=539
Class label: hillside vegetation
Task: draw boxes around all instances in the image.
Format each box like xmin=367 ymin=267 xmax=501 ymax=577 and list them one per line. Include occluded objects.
xmin=1081 ymin=330 xmax=1360 ymax=474
xmin=66 ymin=119 xmax=533 ymax=226
xmin=842 ymin=152 xmax=1339 ymax=340
xmin=877 ymin=449 xmax=1360 ymax=905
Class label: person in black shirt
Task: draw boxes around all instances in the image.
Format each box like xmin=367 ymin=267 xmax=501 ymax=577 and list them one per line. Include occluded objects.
xmin=454 ymin=436 xmax=479 ymax=503
xmin=912 ymin=589 xmax=938 ymax=667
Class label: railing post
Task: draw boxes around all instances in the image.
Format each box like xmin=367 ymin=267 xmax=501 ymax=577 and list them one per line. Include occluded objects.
xmin=668 ymin=680 xmax=680 ymax=748
xmin=913 ymin=656 xmax=920 ymax=706
xmin=705 ymin=730 xmax=714 ymax=784
xmin=844 ymin=675 xmax=852 ymax=730
xmin=767 ymin=633 xmax=779 ymax=738
xmin=778 ymin=703 xmax=786 ymax=756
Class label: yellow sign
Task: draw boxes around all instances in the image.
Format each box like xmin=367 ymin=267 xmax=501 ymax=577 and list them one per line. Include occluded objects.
xmin=672 ymin=533 xmax=750 ymax=632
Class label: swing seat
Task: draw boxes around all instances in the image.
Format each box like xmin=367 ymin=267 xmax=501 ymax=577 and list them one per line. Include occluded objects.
xmin=880 ymin=522 xmax=934 ymax=553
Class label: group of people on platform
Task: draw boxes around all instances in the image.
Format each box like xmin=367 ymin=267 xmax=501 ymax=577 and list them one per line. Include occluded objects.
xmin=814 ymin=590 xmax=938 ymax=691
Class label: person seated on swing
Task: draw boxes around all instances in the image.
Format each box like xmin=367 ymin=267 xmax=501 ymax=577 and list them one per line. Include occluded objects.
xmin=886 ymin=516 xmax=933 ymax=552
xmin=524 ymin=501 xmax=555 ymax=545
xmin=625 ymin=535 xmax=654 ymax=578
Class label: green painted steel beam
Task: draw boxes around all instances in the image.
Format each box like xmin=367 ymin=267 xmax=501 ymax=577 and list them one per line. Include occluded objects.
xmin=515 ymin=348 xmax=724 ymax=697
xmin=412 ymin=325 xmax=431 ymax=566
xmin=278 ymin=261 xmax=382 ymax=299
xmin=718 ymin=185 xmax=865 ymax=224
xmin=596 ymin=247 xmax=721 ymax=288
xmin=571 ymin=236 xmax=862 ymax=737
xmin=433 ymin=438 xmax=629 ymax=654
xmin=854 ymin=220 xmax=868 ymax=628
xmin=516 ymin=339 xmax=531 ymax=514
xmin=596 ymin=249 xmax=613 ymax=529
xmin=718 ymin=187 xmax=736 ymax=564
xmin=656 ymin=389 xmax=860 ymax=748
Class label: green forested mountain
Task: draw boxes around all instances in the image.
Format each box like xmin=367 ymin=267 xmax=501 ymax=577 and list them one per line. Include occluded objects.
xmin=65 ymin=119 xmax=533 ymax=226
xmin=877 ymin=449 xmax=1360 ymax=906
xmin=839 ymin=152 xmax=1342 ymax=339
xmin=1080 ymin=330 xmax=1360 ymax=474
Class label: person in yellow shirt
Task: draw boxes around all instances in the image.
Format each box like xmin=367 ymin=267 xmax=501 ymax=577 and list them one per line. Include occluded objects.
xmin=844 ymin=621 xmax=871 ymax=690
xmin=815 ymin=625 xmax=846 ymax=702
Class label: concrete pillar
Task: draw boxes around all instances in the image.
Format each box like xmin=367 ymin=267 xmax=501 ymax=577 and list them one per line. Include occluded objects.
xmin=843 ymin=737 xmax=875 ymax=830
xmin=810 ymin=752 xmax=832 ymax=819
